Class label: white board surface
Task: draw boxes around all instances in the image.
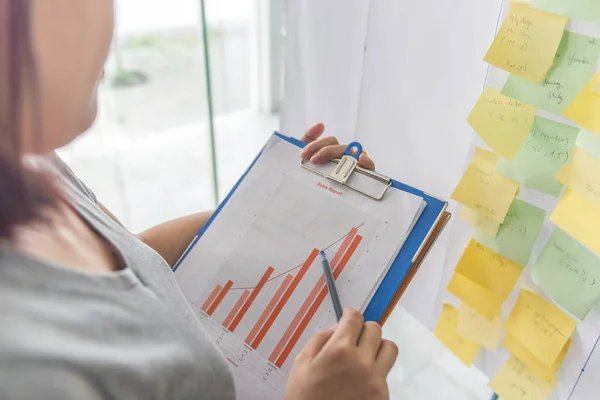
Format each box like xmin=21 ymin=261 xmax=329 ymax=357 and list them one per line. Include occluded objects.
xmin=436 ymin=3 xmax=600 ymax=399
xmin=281 ymin=0 xmax=600 ymax=397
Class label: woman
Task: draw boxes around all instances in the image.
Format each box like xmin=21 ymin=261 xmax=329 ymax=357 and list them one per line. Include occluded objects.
xmin=0 ymin=0 xmax=398 ymax=399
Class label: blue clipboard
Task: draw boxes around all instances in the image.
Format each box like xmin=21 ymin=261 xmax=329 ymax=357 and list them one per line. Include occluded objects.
xmin=174 ymin=132 xmax=448 ymax=324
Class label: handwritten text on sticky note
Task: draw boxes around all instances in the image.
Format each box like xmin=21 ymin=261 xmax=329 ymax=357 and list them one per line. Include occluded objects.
xmin=532 ymin=228 xmax=600 ymax=320
xmin=484 ymin=3 xmax=568 ymax=82
xmin=458 ymin=303 xmax=502 ymax=350
xmin=460 ymin=206 xmax=501 ymax=237
xmin=503 ymin=334 xmax=570 ymax=382
xmin=475 ymin=198 xmax=546 ymax=266
xmin=452 ymin=149 xmax=520 ymax=223
xmin=505 ymin=289 xmax=577 ymax=367
xmin=497 ymin=117 xmax=579 ymax=196
xmin=489 ymin=357 xmax=558 ymax=400
xmin=468 ymin=87 xmax=537 ymax=160
xmin=455 ymin=240 xmax=524 ymax=301
xmin=502 ymin=31 xmax=600 ymax=114
xmin=434 ymin=304 xmax=481 ymax=366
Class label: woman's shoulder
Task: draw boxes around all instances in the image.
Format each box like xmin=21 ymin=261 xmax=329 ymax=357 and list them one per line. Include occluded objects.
xmin=48 ymin=153 xmax=98 ymax=204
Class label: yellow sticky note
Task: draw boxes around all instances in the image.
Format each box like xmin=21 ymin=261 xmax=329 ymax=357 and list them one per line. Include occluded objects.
xmin=490 ymin=357 xmax=558 ymax=400
xmin=468 ymin=87 xmax=537 ymax=160
xmin=551 ymin=188 xmax=600 ymax=256
xmin=457 ymin=303 xmax=502 ymax=350
xmin=434 ymin=304 xmax=481 ymax=366
xmin=472 ymin=146 xmax=501 ymax=171
xmin=447 ymin=272 xmax=504 ymax=320
xmin=455 ymin=240 xmax=524 ymax=299
xmin=556 ymin=147 xmax=600 ymax=205
xmin=505 ymin=289 xmax=577 ymax=367
xmin=484 ymin=3 xmax=568 ymax=82
xmin=592 ymin=75 xmax=600 ymax=93
xmin=451 ymin=153 xmax=520 ymax=223
xmin=564 ymin=72 xmax=600 ymax=135
xmin=503 ymin=334 xmax=571 ymax=382
xmin=460 ymin=206 xmax=501 ymax=237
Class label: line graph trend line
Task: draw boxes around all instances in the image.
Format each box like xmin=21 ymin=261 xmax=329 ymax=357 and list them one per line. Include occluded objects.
xmin=229 ymin=223 xmax=365 ymax=291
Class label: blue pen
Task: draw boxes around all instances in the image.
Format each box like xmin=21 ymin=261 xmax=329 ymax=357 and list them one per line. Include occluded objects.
xmin=319 ymin=250 xmax=344 ymax=321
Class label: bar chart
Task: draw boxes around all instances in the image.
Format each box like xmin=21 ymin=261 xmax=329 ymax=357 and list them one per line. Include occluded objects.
xmin=198 ymin=225 xmax=364 ymax=369
xmin=269 ymin=229 xmax=362 ymax=367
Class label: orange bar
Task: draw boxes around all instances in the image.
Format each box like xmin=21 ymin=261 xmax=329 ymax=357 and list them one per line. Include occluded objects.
xmin=251 ymin=249 xmax=320 ymax=349
xmin=223 ymin=290 xmax=250 ymax=328
xmin=269 ymin=229 xmax=359 ymax=362
xmin=207 ymin=280 xmax=234 ymax=316
xmin=246 ymin=275 xmax=294 ymax=346
xmin=228 ymin=266 xmax=275 ymax=332
xmin=331 ymin=227 xmax=358 ymax=267
xmin=201 ymin=285 xmax=222 ymax=312
xmin=270 ymin=276 xmax=326 ymax=363
xmin=334 ymin=235 xmax=363 ymax=279
xmin=275 ymin=235 xmax=363 ymax=368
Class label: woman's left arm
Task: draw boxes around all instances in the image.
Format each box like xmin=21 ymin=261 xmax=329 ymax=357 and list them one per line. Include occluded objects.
xmin=102 ymin=124 xmax=374 ymax=268
xmin=137 ymin=211 xmax=214 ymax=267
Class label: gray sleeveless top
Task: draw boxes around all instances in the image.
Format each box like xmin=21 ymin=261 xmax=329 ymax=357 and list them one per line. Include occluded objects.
xmin=0 ymin=156 xmax=235 ymax=400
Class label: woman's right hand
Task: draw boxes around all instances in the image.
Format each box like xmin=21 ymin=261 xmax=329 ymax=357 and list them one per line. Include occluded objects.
xmin=284 ymin=309 xmax=398 ymax=400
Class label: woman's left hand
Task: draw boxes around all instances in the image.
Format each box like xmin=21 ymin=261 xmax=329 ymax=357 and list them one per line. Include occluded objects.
xmin=299 ymin=123 xmax=375 ymax=171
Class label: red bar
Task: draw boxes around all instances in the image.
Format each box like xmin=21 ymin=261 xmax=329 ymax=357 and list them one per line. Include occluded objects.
xmin=269 ymin=275 xmax=324 ymax=363
xmin=223 ymin=290 xmax=250 ymax=328
xmin=228 ymin=267 xmax=275 ymax=332
xmin=331 ymin=227 xmax=359 ymax=267
xmin=275 ymin=235 xmax=363 ymax=368
xmin=251 ymin=249 xmax=320 ymax=349
xmin=269 ymin=228 xmax=359 ymax=362
xmin=207 ymin=280 xmax=234 ymax=316
xmin=246 ymin=275 xmax=294 ymax=346
xmin=201 ymin=285 xmax=222 ymax=312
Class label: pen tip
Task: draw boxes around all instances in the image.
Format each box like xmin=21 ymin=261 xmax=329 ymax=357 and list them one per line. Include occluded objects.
xmin=319 ymin=249 xmax=326 ymax=259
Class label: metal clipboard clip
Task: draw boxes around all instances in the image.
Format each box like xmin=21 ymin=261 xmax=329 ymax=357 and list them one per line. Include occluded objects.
xmin=300 ymin=142 xmax=392 ymax=200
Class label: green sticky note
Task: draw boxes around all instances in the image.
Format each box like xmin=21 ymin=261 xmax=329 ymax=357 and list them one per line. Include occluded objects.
xmin=474 ymin=199 xmax=546 ymax=266
xmin=502 ymin=31 xmax=600 ymax=114
xmin=576 ymin=129 xmax=600 ymax=160
xmin=497 ymin=117 xmax=579 ymax=196
xmin=531 ymin=0 xmax=600 ymax=23
xmin=532 ymin=228 xmax=600 ymax=320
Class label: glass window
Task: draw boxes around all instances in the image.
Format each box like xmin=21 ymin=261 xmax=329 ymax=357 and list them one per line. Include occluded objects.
xmin=205 ymin=0 xmax=282 ymax=198
xmin=59 ymin=0 xmax=283 ymax=232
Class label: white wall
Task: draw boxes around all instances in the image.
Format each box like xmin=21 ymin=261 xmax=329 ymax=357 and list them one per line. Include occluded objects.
xmin=282 ymin=0 xmax=502 ymax=325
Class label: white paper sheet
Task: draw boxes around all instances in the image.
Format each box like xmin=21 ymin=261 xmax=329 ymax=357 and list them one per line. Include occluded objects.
xmin=175 ymin=136 xmax=424 ymax=399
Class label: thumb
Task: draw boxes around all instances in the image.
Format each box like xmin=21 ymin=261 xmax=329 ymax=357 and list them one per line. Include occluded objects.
xmin=296 ymin=328 xmax=335 ymax=361
xmin=358 ymin=153 xmax=375 ymax=171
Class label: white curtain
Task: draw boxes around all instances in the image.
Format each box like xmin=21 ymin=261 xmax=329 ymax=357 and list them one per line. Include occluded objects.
xmin=281 ymin=0 xmax=503 ymax=326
